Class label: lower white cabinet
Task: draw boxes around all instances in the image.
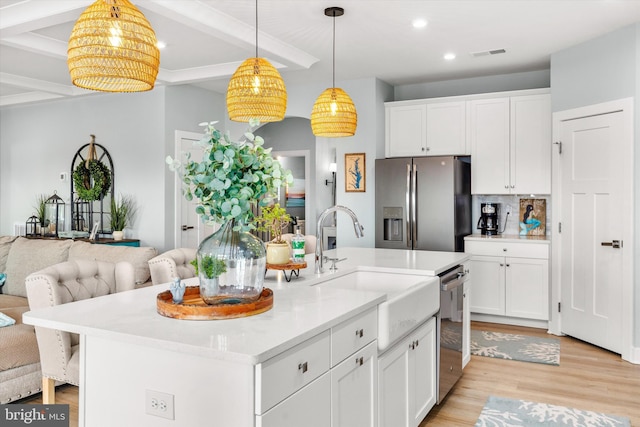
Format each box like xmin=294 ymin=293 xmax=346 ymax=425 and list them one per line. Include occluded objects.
xmin=256 ymin=308 xmax=378 ymax=427
xmin=331 ymin=341 xmax=378 ymax=427
xmin=465 ymin=239 xmax=550 ymax=322
xmin=378 ymin=317 xmax=437 ymax=427
xmin=257 ymin=373 xmax=331 ymax=427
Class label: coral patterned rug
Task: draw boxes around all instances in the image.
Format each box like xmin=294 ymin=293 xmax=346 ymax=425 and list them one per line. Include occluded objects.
xmin=471 ymin=330 xmax=560 ymax=365
xmin=475 ymin=396 xmax=631 ymax=427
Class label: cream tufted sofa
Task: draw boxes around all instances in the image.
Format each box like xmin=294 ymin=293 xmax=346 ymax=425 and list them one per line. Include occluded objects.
xmin=26 ymin=259 xmax=135 ymax=403
xmin=0 ymin=236 xmax=157 ymax=403
xmin=148 ymin=247 xmax=197 ymax=285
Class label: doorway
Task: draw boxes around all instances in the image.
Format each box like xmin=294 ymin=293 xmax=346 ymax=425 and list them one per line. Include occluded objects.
xmin=551 ymin=98 xmax=634 ymax=361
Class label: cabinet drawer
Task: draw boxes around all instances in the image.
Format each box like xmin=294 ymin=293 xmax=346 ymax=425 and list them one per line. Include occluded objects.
xmin=256 ymin=372 xmax=331 ymax=427
xmin=256 ymin=330 xmax=331 ymax=414
xmin=465 ymin=240 xmax=548 ymax=259
xmin=331 ymin=308 xmax=377 ymax=366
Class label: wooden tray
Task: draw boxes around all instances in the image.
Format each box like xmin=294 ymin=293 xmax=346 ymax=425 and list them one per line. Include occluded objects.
xmin=157 ymin=286 xmax=273 ymax=320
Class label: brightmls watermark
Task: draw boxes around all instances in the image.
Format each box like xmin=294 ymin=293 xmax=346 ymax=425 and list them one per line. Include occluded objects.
xmin=1 ymin=405 xmax=69 ymax=426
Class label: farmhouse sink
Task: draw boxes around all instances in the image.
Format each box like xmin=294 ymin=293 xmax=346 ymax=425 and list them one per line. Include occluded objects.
xmin=316 ymin=271 xmax=440 ymax=351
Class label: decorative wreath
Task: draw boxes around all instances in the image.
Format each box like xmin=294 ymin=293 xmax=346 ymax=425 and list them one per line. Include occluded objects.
xmin=73 ymin=160 xmax=111 ymax=201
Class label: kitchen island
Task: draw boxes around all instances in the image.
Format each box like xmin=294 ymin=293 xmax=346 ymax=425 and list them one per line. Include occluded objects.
xmin=23 ymin=247 xmax=469 ymax=427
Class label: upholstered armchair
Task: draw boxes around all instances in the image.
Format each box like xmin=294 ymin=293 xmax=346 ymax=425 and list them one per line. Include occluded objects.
xmin=25 ymin=259 xmax=135 ymax=404
xmin=148 ymin=248 xmax=197 ymax=285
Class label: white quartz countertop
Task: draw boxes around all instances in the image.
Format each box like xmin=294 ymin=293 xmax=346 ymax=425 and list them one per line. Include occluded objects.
xmin=23 ymin=247 xmax=469 ymax=365
xmin=464 ymin=233 xmax=550 ymax=243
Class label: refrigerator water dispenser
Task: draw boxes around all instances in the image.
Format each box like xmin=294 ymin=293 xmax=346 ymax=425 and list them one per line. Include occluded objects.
xmin=383 ymin=207 xmax=403 ymax=241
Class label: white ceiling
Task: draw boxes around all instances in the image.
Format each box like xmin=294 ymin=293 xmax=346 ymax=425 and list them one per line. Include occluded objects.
xmin=1 ymin=0 xmax=639 ymax=107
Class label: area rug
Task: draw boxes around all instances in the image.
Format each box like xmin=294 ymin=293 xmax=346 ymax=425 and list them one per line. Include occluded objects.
xmin=471 ymin=330 xmax=560 ymax=365
xmin=475 ymin=396 xmax=631 ymax=427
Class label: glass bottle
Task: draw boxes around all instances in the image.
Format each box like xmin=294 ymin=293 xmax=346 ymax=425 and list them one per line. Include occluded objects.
xmin=291 ymin=226 xmax=305 ymax=262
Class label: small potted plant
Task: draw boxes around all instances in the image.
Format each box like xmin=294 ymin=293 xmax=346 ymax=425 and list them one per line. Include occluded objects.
xmin=254 ymin=203 xmax=291 ymax=265
xmin=190 ymin=256 xmax=228 ymax=304
xmin=110 ymin=194 xmax=136 ymax=240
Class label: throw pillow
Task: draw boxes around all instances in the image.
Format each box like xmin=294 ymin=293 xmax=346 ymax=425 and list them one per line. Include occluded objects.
xmin=0 ymin=311 xmax=16 ymax=328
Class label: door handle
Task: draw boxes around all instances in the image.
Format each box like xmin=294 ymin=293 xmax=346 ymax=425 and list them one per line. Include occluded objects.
xmin=601 ymin=240 xmax=622 ymax=248
xmin=182 ymin=225 xmax=195 ymax=231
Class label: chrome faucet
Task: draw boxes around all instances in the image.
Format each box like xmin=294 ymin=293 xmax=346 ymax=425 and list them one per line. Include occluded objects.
xmin=315 ymin=205 xmax=365 ymax=274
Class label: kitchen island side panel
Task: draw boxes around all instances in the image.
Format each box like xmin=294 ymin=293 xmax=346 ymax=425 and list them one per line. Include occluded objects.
xmin=82 ymin=335 xmax=254 ymax=427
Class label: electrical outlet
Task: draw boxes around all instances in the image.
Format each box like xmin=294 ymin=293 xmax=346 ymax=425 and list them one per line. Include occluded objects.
xmin=146 ymin=390 xmax=174 ymax=420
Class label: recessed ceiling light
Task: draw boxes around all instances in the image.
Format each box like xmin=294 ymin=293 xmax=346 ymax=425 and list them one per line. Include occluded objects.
xmin=156 ymin=41 xmax=167 ymax=49
xmin=412 ymin=18 xmax=428 ymax=29
xmin=444 ymin=52 xmax=456 ymax=60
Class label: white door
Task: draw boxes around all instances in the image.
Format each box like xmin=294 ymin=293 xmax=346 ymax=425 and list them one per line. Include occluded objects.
xmin=174 ymin=130 xmax=217 ymax=249
xmin=557 ymin=105 xmax=631 ymax=355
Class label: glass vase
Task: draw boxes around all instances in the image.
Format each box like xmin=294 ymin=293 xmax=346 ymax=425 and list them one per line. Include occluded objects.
xmin=196 ymin=220 xmax=266 ymax=305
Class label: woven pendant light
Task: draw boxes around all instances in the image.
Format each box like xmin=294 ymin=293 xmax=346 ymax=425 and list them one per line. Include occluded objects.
xmin=311 ymin=7 xmax=357 ymax=137
xmin=227 ymin=0 xmax=287 ymax=122
xmin=68 ymin=0 xmax=160 ymax=93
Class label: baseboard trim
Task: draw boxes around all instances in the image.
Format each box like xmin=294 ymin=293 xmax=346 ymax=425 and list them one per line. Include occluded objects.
xmin=470 ymin=313 xmax=548 ymax=330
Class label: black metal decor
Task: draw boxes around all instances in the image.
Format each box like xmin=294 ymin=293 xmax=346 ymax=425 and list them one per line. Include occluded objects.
xmin=70 ymin=138 xmax=114 ymax=236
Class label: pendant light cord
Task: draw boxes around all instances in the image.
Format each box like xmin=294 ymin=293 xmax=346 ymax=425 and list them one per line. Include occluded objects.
xmin=255 ymin=0 xmax=259 ymax=58
xmin=332 ymin=10 xmax=336 ymax=89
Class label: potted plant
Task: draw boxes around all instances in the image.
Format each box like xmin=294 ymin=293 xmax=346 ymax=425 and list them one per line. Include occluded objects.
xmin=166 ymin=119 xmax=293 ymax=304
xmin=110 ymin=194 xmax=136 ymax=240
xmin=189 ymin=256 xmax=228 ymax=304
xmin=33 ymin=194 xmax=47 ymax=234
xmin=254 ymin=203 xmax=291 ymax=265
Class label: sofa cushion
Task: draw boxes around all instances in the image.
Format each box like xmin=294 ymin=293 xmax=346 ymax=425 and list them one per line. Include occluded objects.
xmin=0 ymin=306 xmax=39 ymax=371
xmin=0 ymin=236 xmax=18 ymax=274
xmin=68 ymin=241 xmax=157 ymax=285
xmin=0 ymin=295 xmax=28 ymax=311
xmin=4 ymin=238 xmax=73 ymax=297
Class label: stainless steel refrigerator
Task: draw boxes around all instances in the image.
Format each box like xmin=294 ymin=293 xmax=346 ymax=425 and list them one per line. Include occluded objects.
xmin=375 ymin=156 xmax=471 ymax=252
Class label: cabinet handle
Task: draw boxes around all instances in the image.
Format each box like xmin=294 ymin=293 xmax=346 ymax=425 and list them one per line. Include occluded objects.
xmin=298 ymin=362 xmax=308 ymax=373
xmin=355 ymin=328 xmax=364 ymax=338
xmin=511 ymin=185 xmax=515 ymax=188
xmin=409 ymin=342 xmax=415 ymax=350
xmin=506 ymin=264 xmax=510 ymax=267
xmin=499 ymin=263 xmax=504 ymax=267
xmin=421 ymin=147 xmax=426 ymax=152
xmin=504 ymin=185 xmax=508 ymax=189
xmin=503 ymin=248 xmax=507 ymax=252
xmin=415 ymin=339 xmax=419 ymax=347
xmin=356 ymin=356 xmax=364 ymax=366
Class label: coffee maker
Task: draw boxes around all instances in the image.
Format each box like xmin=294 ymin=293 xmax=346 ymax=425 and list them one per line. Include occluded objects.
xmin=477 ymin=202 xmax=500 ymax=235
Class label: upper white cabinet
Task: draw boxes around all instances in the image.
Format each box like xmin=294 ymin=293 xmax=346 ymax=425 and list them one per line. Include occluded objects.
xmin=469 ymin=93 xmax=551 ymax=194
xmin=385 ymin=100 xmax=467 ymax=157
xmin=425 ymin=101 xmax=467 ymax=156
xmin=385 ymin=103 xmax=427 ymax=157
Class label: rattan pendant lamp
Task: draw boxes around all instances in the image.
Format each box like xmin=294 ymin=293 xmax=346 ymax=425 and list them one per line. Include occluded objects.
xmin=67 ymin=0 xmax=160 ymax=92
xmin=226 ymin=0 xmax=287 ymax=122
xmin=311 ymin=7 xmax=357 ymax=137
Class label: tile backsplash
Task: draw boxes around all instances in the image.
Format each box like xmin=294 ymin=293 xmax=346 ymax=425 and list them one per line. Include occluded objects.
xmin=471 ymin=195 xmax=552 ymax=236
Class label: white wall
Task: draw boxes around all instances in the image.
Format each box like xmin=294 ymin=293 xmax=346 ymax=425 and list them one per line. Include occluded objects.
xmin=0 ymin=85 xmax=223 ymax=252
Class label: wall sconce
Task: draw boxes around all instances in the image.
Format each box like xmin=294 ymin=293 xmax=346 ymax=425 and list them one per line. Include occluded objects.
xmin=325 ymin=162 xmax=337 ymax=186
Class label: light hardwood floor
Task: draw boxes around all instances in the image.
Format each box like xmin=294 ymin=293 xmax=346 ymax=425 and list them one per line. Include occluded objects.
xmin=16 ymin=322 xmax=640 ymax=426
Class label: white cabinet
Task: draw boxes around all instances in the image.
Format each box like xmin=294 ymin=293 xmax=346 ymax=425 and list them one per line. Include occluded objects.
xmin=378 ymin=317 xmax=436 ymax=427
xmin=256 ymin=308 xmax=378 ymax=427
xmin=465 ymin=239 xmax=549 ymax=322
xmin=425 ymin=101 xmax=467 ymax=155
xmin=257 ymin=373 xmax=331 ymax=427
xmin=469 ymin=94 xmax=551 ymax=194
xmin=385 ymin=100 xmax=467 ymax=157
xmin=385 ymin=103 xmax=427 ymax=157
xmin=331 ymin=341 xmax=378 ymax=427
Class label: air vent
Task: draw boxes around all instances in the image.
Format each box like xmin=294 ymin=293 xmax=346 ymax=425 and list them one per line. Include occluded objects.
xmin=471 ymin=48 xmax=507 ymax=57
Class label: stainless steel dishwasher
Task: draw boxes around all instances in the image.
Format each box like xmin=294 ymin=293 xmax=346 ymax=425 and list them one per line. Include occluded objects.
xmin=437 ymin=265 xmax=467 ymax=404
